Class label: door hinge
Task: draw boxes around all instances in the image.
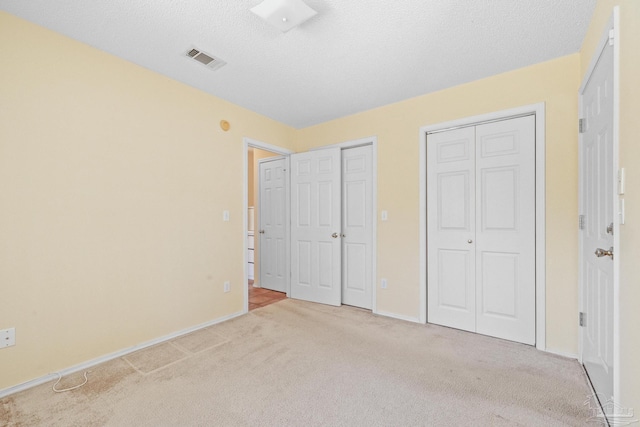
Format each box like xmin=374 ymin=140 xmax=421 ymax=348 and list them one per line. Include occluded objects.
xmin=579 ymin=118 xmax=586 ymax=133
xmin=609 ymin=29 xmax=615 ymax=46
xmin=580 ymin=312 xmax=586 ymax=327
xmin=579 ymin=215 xmax=585 ymax=230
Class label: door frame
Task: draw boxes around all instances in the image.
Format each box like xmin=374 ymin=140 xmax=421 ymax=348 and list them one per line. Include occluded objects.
xmin=309 ymin=136 xmax=378 ymax=313
xmin=243 ymin=138 xmax=294 ymax=314
xmin=419 ymin=103 xmax=546 ymax=351
xmin=577 ymin=6 xmax=620 ymax=406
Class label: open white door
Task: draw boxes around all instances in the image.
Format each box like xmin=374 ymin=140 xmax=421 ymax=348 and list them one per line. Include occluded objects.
xmin=258 ymin=157 xmax=287 ymax=293
xmin=580 ymin=24 xmax=615 ymax=405
xmin=290 ymin=148 xmax=342 ymax=306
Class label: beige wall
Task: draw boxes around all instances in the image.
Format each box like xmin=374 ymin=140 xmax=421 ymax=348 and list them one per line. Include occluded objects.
xmin=580 ymin=0 xmax=640 ymax=413
xmin=294 ymin=54 xmax=581 ymax=355
xmin=0 ymin=12 xmax=294 ymax=390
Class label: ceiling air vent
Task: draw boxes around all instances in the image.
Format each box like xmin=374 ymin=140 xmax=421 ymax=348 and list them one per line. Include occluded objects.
xmin=185 ymin=48 xmax=226 ymax=71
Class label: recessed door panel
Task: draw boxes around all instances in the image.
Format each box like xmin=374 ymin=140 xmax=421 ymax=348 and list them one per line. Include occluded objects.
xmin=479 ymin=251 xmax=518 ymax=318
xmin=344 ymin=243 xmax=366 ymax=292
xmin=481 ymin=167 xmax=518 ymax=231
xmin=438 ymin=172 xmax=470 ymax=230
xmin=438 ymin=249 xmax=471 ymax=311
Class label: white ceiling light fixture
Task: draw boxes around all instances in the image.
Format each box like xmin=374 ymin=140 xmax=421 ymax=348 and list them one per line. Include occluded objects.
xmin=250 ymin=0 xmax=318 ymax=33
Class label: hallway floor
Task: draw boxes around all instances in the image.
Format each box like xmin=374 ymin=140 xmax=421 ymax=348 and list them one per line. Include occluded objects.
xmin=248 ymin=280 xmax=287 ymax=311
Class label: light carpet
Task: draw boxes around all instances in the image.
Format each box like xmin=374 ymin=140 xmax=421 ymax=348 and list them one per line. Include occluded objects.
xmin=1 ymin=299 xmax=598 ymax=426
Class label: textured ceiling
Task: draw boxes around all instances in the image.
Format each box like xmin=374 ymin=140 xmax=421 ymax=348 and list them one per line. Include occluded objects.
xmin=1 ymin=1 xmax=596 ymax=128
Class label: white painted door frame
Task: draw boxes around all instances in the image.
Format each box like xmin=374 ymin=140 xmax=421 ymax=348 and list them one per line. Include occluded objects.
xmin=309 ymin=136 xmax=378 ymax=313
xmin=419 ymin=103 xmax=547 ymax=351
xmin=243 ymin=138 xmax=293 ymax=314
xmin=578 ymin=6 xmax=620 ymax=409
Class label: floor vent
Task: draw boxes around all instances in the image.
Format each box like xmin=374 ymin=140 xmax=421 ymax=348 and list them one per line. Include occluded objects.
xmin=185 ymin=48 xmax=226 ymax=71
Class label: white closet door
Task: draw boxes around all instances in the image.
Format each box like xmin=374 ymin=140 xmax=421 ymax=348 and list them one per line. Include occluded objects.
xmin=341 ymin=145 xmax=373 ymax=309
xmin=475 ymin=116 xmax=536 ymax=345
xmin=290 ymin=148 xmax=342 ymax=306
xmin=427 ymin=127 xmax=476 ymax=332
xmin=427 ymin=116 xmax=536 ymax=345
xmin=259 ymin=158 xmax=287 ymax=292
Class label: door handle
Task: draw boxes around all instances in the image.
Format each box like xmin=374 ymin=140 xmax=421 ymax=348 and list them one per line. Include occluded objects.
xmin=259 ymin=230 xmax=265 ymax=234
xmin=331 ymin=233 xmax=339 ymax=238
xmin=467 ymin=239 xmax=473 ymax=244
xmin=606 ymin=223 xmax=614 ymax=235
xmin=594 ymin=247 xmax=613 ymax=259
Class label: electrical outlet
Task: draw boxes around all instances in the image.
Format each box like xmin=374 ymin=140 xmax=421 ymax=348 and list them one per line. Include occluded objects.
xmin=1 ymin=328 xmax=15 ymax=348
xmin=381 ymin=279 xmax=388 ymax=289
xmin=223 ymin=281 xmax=230 ymax=293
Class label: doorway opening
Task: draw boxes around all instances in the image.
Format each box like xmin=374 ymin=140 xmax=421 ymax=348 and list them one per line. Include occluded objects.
xmin=244 ymin=139 xmax=293 ymax=313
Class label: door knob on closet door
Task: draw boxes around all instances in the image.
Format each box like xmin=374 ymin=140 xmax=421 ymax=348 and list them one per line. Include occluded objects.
xmin=331 ymin=233 xmax=339 ymax=238
xmin=259 ymin=230 xmax=265 ymax=234
xmin=467 ymin=239 xmax=473 ymax=244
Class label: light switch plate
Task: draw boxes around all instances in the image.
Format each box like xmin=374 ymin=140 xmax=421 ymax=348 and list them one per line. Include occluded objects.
xmin=223 ymin=210 xmax=230 ymax=221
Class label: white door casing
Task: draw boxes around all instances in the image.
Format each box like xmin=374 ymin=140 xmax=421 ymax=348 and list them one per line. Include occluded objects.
xmin=290 ymin=148 xmax=342 ymax=306
xmin=341 ymin=145 xmax=373 ymax=309
xmin=427 ymin=127 xmax=476 ymax=331
xmin=258 ymin=158 xmax=287 ymax=293
xmin=427 ymin=116 xmax=536 ymax=345
xmin=579 ymin=22 xmax=615 ymax=403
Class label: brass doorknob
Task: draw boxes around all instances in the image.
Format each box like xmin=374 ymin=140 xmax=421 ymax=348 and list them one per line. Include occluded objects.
xmin=594 ymin=247 xmax=613 ymax=259
xmin=331 ymin=233 xmax=339 ymax=238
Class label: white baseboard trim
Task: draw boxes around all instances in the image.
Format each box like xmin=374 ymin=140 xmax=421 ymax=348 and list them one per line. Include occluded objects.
xmin=544 ymin=347 xmax=578 ymax=360
xmin=374 ymin=310 xmax=421 ymax=324
xmin=0 ymin=310 xmax=245 ymax=399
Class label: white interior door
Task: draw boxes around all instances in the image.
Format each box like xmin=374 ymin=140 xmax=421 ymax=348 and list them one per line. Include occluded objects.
xmin=580 ymin=35 xmax=614 ymax=402
xmin=258 ymin=158 xmax=287 ymax=292
xmin=475 ymin=116 xmax=536 ymax=345
xmin=427 ymin=116 xmax=536 ymax=345
xmin=341 ymin=145 xmax=373 ymax=309
xmin=290 ymin=148 xmax=342 ymax=306
xmin=427 ymin=127 xmax=476 ymax=332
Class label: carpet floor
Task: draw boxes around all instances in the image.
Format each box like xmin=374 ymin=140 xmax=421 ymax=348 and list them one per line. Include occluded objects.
xmin=1 ymin=299 xmax=598 ymax=426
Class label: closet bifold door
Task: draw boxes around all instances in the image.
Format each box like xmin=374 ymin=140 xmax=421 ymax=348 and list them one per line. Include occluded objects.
xmin=427 ymin=115 xmax=536 ymax=345
xmin=427 ymin=126 xmax=476 ymax=332
xmin=474 ymin=116 xmax=535 ymax=345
